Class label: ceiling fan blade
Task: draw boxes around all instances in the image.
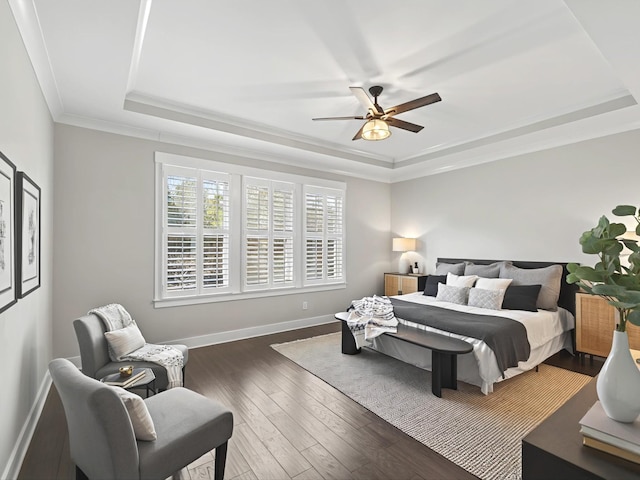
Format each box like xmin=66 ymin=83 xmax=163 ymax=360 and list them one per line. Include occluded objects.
xmin=386 ymin=117 xmax=424 ymax=133
xmin=312 ymin=116 xmax=365 ymax=121
xmin=385 ymin=93 xmax=441 ymax=117
xmin=349 ymin=86 xmax=383 ymax=115
xmin=352 ymin=123 xmax=366 ymax=141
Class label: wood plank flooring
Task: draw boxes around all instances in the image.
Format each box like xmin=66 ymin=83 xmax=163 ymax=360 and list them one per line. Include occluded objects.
xmin=18 ymin=323 xmax=600 ymax=480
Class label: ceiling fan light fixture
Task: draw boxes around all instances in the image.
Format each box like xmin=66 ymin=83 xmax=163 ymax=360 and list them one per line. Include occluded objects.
xmin=362 ymin=119 xmax=391 ymax=141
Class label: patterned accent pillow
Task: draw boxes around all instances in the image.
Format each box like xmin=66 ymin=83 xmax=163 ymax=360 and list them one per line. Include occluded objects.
xmin=436 ymin=283 xmax=469 ymax=305
xmin=468 ymin=287 xmax=504 ymax=310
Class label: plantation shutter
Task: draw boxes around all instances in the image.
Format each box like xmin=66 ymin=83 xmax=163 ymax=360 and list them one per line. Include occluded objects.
xmin=245 ymin=180 xmax=270 ymax=286
xmin=304 ymin=186 xmax=344 ymax=285
xmin=272 ymin=185 xmax=294 ymax=285
xmin=202 ymin=174 xmax=230 ymax=290
xmin=326 ymin=193 xmax=343 ymax=279
xmin=165 ymin=172 xmax=198 ymax=292
xmin=156 ymin=152 xmax=346 ymax=304
xmin=163 ymin=166 xmax=231 ymax=297
xmin=243 ymin=178 xmax=295 ymax=289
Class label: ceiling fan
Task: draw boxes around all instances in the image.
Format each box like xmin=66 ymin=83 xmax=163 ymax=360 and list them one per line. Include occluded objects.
xmin=312 ymin=86 xmax=441 ymax=141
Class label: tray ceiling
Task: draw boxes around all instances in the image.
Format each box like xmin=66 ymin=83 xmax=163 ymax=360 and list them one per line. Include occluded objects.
xmin=10 ymin=0 xmax=640 ymax=182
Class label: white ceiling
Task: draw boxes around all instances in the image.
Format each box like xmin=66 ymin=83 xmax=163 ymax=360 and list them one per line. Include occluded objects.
xmin=10 ymin=0 xmax=640 ymax=182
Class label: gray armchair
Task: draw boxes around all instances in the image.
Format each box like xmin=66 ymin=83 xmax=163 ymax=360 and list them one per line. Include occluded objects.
xmin=74 ymin=313 xmax=189 ymax=390
xmin=49 ymin=358 xmax=233 ymax=480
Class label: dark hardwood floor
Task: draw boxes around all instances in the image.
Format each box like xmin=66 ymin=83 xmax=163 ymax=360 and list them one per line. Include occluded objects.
xmin=18 ymin=323 xmax=602 ymax=480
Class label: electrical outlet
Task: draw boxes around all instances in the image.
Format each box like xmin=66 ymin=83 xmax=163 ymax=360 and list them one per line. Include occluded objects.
xmin=302 ymin=301 xmax=308 ymax=310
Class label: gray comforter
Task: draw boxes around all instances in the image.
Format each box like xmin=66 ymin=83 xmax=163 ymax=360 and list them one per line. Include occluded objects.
xmin=389 ymin=298 xmax=531 ymax=376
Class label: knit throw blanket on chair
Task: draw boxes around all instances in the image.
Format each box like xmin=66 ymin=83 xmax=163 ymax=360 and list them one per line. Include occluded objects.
xmin=89 ymin=304 xmax=184 ymax=389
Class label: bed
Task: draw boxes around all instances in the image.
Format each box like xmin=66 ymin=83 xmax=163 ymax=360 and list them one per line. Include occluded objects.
xmin=369 ymin=258 xmax=578 ymax=395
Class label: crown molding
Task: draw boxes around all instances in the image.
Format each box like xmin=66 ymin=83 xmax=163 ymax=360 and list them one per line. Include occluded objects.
xmin=8 ymin=0 xmax=64 ymax=118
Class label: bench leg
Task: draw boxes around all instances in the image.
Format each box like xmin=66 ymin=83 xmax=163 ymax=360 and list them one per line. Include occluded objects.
xmin=432 ymin=352 xmax=457 ymax=397
xmin=340 ymin=320 xmax=361 ymax=355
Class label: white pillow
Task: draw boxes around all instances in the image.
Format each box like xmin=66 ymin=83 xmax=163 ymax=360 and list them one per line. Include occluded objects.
xmin=468 ymin=288 xmax=505 ymax=310
xmin=436 ymin=283 xmax=469 ymax=305
xmin=104 ymin=323 xmax=145 ymax=361
xmin=109 ymin=386 xmax=157 ymax=441
xmin=475 ymin=277 xmax=513 ymax=291
xmin=446 ymin=272 xmax=478 ymax=288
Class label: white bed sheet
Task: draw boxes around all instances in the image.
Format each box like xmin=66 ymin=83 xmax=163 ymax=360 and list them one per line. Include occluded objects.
xmin=369 ymin=292 xmax=575 ymax=394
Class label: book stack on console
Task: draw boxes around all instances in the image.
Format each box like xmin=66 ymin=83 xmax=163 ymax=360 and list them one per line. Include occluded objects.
xmin=579 ymin=401 xmax=640 ymax=465
xmin=101 ymin=368 xmax=146 ymax=388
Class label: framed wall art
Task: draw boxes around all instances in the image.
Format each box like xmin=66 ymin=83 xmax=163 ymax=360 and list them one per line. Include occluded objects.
xmin=16 ymin=171 xmax=41 ymax=298
xmin=0 ymin=151 xmax=17 ymax=313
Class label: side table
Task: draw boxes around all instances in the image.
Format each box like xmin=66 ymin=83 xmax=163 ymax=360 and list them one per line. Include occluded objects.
xmin=522 ymin=376 xmax=640 ymax=479
xmin=101 ymin=367 xmax=157 ymax=398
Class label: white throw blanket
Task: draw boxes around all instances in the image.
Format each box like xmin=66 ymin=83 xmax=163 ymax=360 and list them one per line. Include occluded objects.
xmin=89 ymin=304 xmax=184 ymax=389
xmin=347 ymin=295 xmax=398 ymax=349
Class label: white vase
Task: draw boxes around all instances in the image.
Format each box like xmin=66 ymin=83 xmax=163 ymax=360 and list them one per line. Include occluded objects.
xmin=596 ymin=330 xmax=640 ymax=423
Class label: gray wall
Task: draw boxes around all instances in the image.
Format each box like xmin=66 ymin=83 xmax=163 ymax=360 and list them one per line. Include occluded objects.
xmin=0 ymin=1 xmax=54 ymax=476
xmin=391 ymin=129 xmax=640 ymax=272
xmin=53 ymin=124 xmax=391 ymax=358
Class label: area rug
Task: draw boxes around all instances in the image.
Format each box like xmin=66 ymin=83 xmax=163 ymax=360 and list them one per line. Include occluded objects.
xmin=271 ymin=332 xmax=591 ymax=480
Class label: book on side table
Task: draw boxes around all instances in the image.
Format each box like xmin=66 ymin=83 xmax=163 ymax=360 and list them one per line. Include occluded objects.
xmin=579 ymin=401 xmax=640 ymax=464
xmin=101 ymin=368 xmax=146 ymax=388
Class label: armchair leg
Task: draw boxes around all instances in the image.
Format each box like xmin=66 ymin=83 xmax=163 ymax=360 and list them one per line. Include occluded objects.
xmin=214 ymin=442 xmax=228 ymax=480
xmin=75 ymin=465 xmax=89 ymax=480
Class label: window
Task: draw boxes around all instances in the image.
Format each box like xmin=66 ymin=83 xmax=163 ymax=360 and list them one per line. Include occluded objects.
xmin=304 ymin=187 xmax=344 ymax=284
xmin=155 ymin=153 xmax=345 ymax=306
xmin=243 ymin=178 xmax=295 ymax=290
xmin=162 ymin=166 xmax=231 ymax=297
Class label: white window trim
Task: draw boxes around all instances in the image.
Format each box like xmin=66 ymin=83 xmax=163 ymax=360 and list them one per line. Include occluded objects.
xmin=154 ymin=152 xmax=346 ymax=307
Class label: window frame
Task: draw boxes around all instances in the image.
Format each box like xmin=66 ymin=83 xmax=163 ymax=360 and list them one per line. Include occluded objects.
xmin=154 ymin=152 xmax=346 ymax=308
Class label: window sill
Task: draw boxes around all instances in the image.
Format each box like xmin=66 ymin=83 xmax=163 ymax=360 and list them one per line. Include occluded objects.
xmin=153 ymin=283 xmax=346 ymax=308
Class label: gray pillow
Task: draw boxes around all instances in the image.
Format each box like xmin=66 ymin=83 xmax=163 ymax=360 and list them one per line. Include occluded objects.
xmin=464 ymin=261 xmax=509 ymax=278
xmin=435 ymin=262 xmax=466 ymax=275
xmin=468 ymin=288 xmax=504 ymax=310
xmin=499 ymin=264 xmax=563 ymax=311
xmin=435 ymin=283 xmax=469 ymax=305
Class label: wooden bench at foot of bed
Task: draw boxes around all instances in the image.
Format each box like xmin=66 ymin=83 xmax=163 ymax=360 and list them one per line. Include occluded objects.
xmin=334 ymin=311 xmax=473 ymax=397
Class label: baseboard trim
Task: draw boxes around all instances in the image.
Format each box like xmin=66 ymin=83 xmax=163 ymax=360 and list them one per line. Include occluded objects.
xmin=3 ymin=371 xmax=52 ymax=480
xmin=169 ymin=313 xmax=336 ymax=349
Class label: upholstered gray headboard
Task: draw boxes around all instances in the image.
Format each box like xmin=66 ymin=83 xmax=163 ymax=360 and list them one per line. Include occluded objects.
xmin=437 ymin=258 xmax=578 ymax=315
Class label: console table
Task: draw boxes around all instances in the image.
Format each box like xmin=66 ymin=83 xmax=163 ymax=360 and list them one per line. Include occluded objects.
xmin=522 ymin=377 xmax=640 ymax=479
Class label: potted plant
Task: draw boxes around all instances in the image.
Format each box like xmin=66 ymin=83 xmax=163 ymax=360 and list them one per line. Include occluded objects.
xmin=567 ymin=204 xmax=640 ymax=422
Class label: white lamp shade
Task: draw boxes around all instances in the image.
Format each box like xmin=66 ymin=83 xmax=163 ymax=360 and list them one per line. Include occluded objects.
xmin=392 ymin=237 xmax=416 ymax=252
xmin=362 ymin=119 xmax=391 ymax=141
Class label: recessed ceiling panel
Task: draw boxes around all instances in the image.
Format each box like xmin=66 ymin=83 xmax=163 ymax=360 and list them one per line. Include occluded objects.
xmin=22 ymin=0 xmax=639 ymax=179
